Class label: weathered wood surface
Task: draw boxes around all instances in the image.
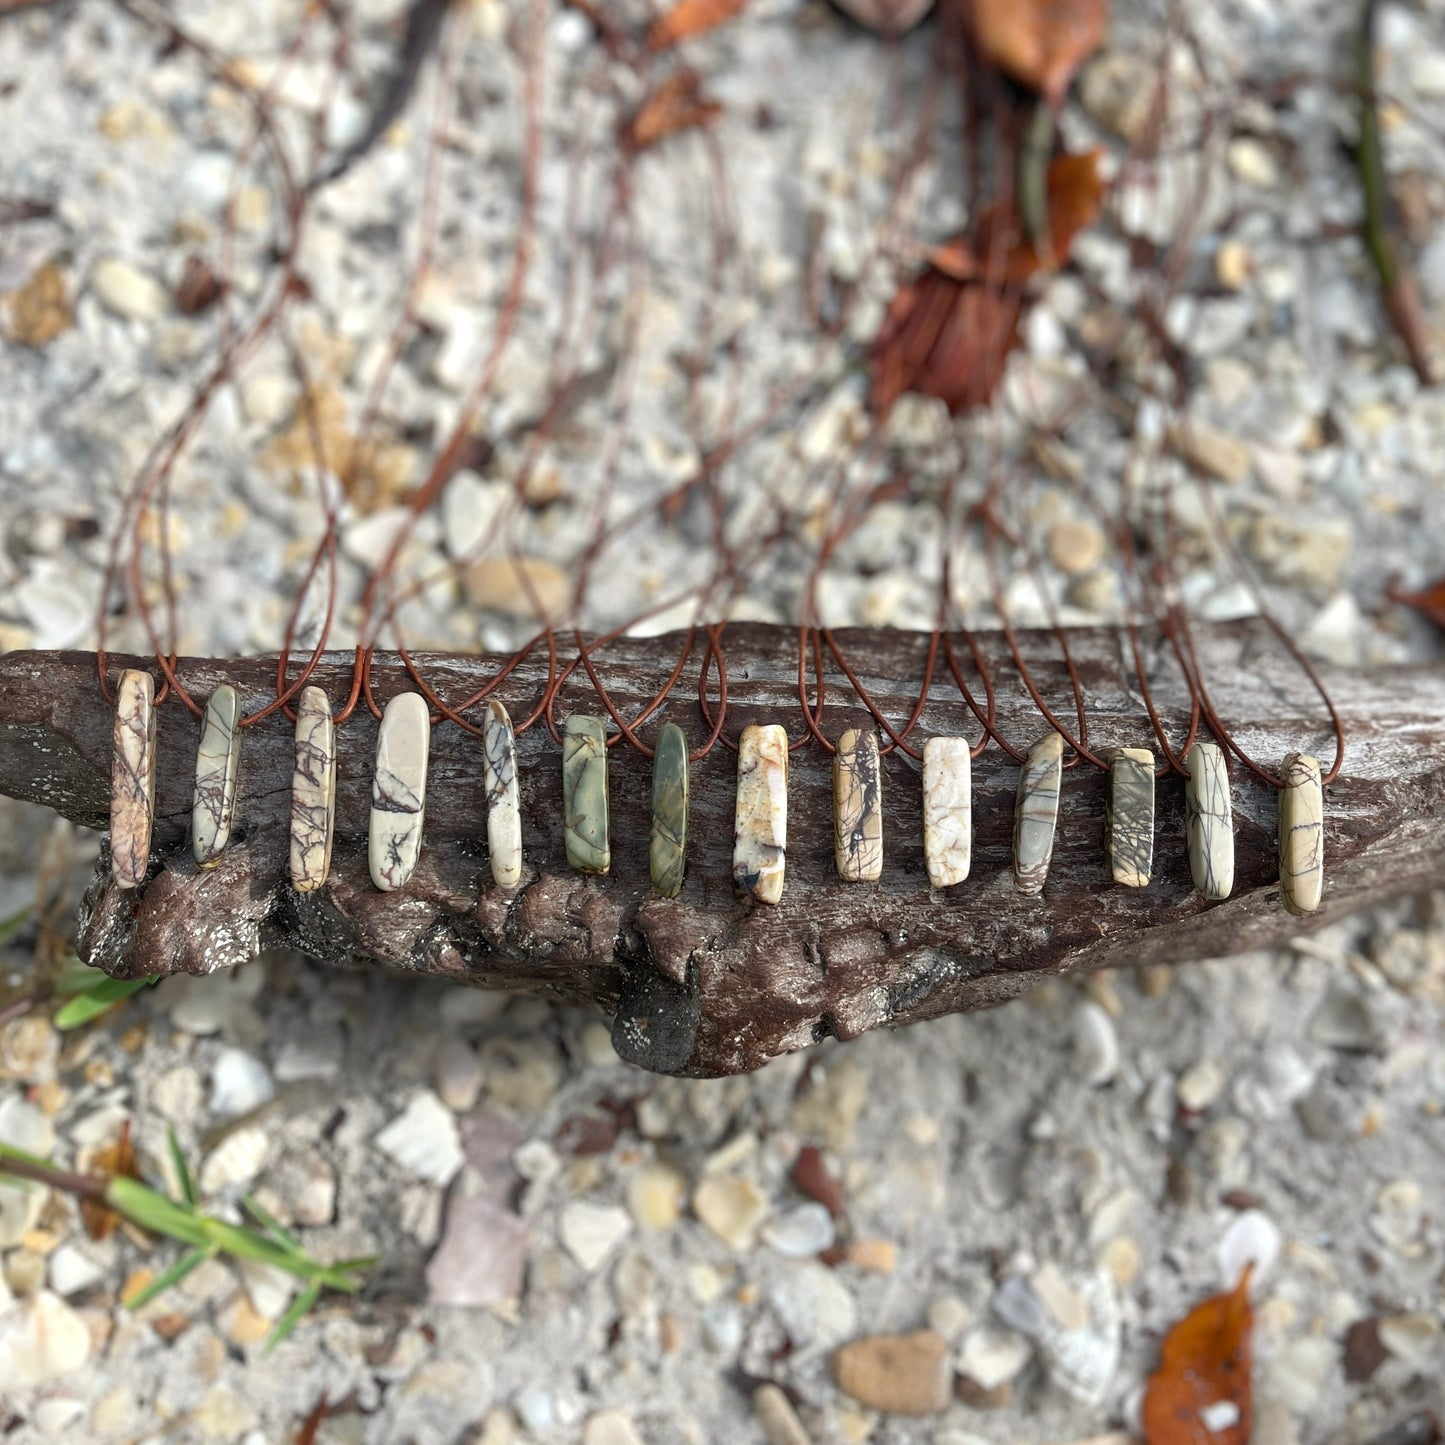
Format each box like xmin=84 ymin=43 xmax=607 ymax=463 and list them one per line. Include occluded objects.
xmin=0 ymin=624 xmax=1441 ymax=1078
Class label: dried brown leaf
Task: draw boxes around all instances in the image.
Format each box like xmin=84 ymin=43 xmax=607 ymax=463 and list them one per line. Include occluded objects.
xmin=646 ymin=0 xmax=749 ymax=51
xmin=623 ymin=71 xmax=723 ymax=152
xmin=967 ymin=0 xmax=1108 ymax=105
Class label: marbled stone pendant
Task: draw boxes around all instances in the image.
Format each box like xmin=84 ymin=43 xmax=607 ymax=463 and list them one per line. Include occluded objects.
xmin=733 ymin=723 xmax=788 ymax=904
xmin=1184 ymin=741 xmax=1233 ymax=900
xmin=290 ymin=685 xmax=336 ymax=893
xmin=369 ymin=691 xmax=431 ymax=892
xmin=562 ymin=715 xmax=610 ymax=875
xmin=833 ymin=727 xmax=883 ymax=882
xmin=1106 ymin=747 xmax=1155 ymax=888
xmin=483 ymin=699 xmax=523 ymax=890
xmin=110 ymin=668 xmax=156 ymax=890
xmin=1013 ymin=731 xmax=1064 ymax=896
xmin=649 ymin=721 xmax=689 ymax=898
xmin=921 ymin=736 xmax=972 ymax=888
xmin=1279 ymin=751 xmax=1324 ymax=916
xmin=192 ymin=683 xmax=241 ymax=869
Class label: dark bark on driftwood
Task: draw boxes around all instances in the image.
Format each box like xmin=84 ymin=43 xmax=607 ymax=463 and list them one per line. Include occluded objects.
xmin=0 ymin=624 xmax=1441 ymax=1077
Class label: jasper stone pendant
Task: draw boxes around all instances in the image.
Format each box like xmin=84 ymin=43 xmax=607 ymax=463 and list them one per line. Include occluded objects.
xmin=369 ymin=692 xmax=431 ymax=892
xmin=1279 ymin=752 xmax=1324 ymax=916
xmin=192 ymin=683 xmax=241 ymax=869
xmin=110 ymin=668 xmax=157 ymax=890
xmin=833 ymin=727 xmax=882 ymax=882
xmin=1106 ymin=747 xmax=1155 ymax=888
xmin=733 ymin=723 xmax=788 ymax=904
xmin=562 ymin=715 xmax=610 ymax=875
xmin=1013 ymin=731 xmax=1063 ymax=896
xmin=649 ymin=721 xmax=689 ymax=898
xmin=290 ymin=685 xmax=336 ymax=892
xmin=1185 ymin=741 xmax=1233 ymax=900
xmin=922 ymin=736 xmax=972 ymax=888
xmin=483 ymin=700 xmax=523 ymax=890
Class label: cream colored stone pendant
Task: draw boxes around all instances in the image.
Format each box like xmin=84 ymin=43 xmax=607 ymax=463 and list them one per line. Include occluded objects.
xmin=483 ymin=699 xmax=522 ymax=890
xmin=1184 ymin=741 xmax=1233 ymax=900
xmin=369 ymin=691 xmax=431 ymax=891
xmin=191 ymin=683 xmax=241 ymax=869
xmin=1106 ymin=747 xmax=1155 ymax=888
xmin=833 ymin=727 xmax=882 ymax=882
xmin=922 ymin=737 xmax=972 ymax=888
xmin=1279 ymin=752 xmax=1324 ymax=916
xmin=1013 ymin=731 xmax=1063 ymax=896
xmin=290 ymin=685 xmax=336 ymax=893
xmin=562 ymin=715 xmax=610 ymax=875
xmin=733 ymin=723 xmax=788 ymax=904
xmin=110 ymin=668 xmax=156 ymax=890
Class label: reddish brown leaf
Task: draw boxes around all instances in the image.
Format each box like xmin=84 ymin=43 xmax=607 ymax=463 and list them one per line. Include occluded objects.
xmin=622 ymin=71 xmax=723 ymax=152
xmin=790 ymin=1145 xmax=847 ymax=1216
xmin=645 ymin=0 xmax=749 ymax=51
xmin=967 ymin=0 xmax=1108 ymax=106
xmin=79 ymin=1123 xmax=139 ymax=1241
xmin=1390 ymin=576 xmax=1445 ymax=631
xmin=1141 ymin=1267 xmax=1254 ymax=1445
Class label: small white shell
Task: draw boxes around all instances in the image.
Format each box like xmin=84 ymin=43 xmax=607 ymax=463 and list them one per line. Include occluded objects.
xmin=198 ymin=1124 xmax=270 ymax=1194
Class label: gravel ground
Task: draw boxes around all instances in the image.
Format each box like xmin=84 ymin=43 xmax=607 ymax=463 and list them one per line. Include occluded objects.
xmin=2 ymin=0 xmax=1445 ymax=1441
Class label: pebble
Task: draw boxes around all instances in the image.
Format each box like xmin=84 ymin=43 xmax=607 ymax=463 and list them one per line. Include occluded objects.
xmin=1263 ymin=1337 xmax=1335 ymax=1412
xmin=752 ymin=1383 xmax=811 ymax=1445
xmin=0 ymin=1093 xmax=55 ymax=1156
xmin=33 ymin=1398 xmax=85 ymax=1436
xmin=582 ymin=1411 xmax=645 ymax=1445
xmin=1079 ymin=50 xmax=1155 ymax=142
xmin=192 ymin=1384 xmax=257 ymax=1437
xmin=166 ymin=965 xmax=266 ymax=1036
xmin=1377 ymin=1311 xmax=1441 ymax=1365
xmin=480 ymin=1037 xmax=565 ymax=1114
xmin=1227 ymin=137 xmax=1279 ymax=188
xmin=1168 ymin=417 xmax=1251 ymax=484
xmin=272 ymin=1030 xmax=343 ymax=1082
xmin=958 ymin=1325 xmax=1031 ymax=1390
xmin=1218 ymin=1209 xmax=1281 ymax=1291
xmin=926 ymin=1294 xmax=972 ymax=1343
xmin=7 ymin=262 xmax=72 ymax=346
xmin=693 ymin=1174 xmax=770 ymax=1252
xmin=465 ymin=556 xmax=570 ymax=621
xmin=1308 ymin=987 xmax=1380 ymax=1051
xmin=426 ymin=1174 xmax=528 ymax=1308
xmin=198 ymin=1124 xmax=270 ymax=1194
xmin=513 ymin=1385 xmax=557 ymax=1435
xmin=761 ymin=1202 xmax=836 ymax=1258
xmin=834 ymin=1329 xmax=952 ymax=1416
xmin=435 ymin=1037 xmax=484 ymax=1113
xmin=1073 ymin=1000 xmax=1120 ymax=1086
xmin=766 ymin=1261 xmax=859 ymax=1358
xmin=1048 ymin=519 xmax=1106 ymax=576
xmin=375 ymin=1091 xmax=464 ymax=1186
xmin=47 ymin=1244 xmax=105 ymax=1297
xmin=442 ymin=471 xmax=509 ymax=561
xmin=0 ymin=1013 xmax=59 ymax=1081
xmin=1177 ymin=1058 xmax=1227 ymax=1112
xmin=237 ymin=1258 xmax=297 ymax=1321
xmin=0 ymin=1290 xmax=90 ymax=1389
xmin=208 ymin=1047 xmax=275 ymax=1118
xmin=91 ymin=257 xmax=169 ymax=321
xmin=701 ymin=1303 xmax=743 ymax=1354
xmin=628 ymin=1162 xmax=686 ymax=1231
xmin=559 ymin=1201 xmax=632 ymax=1272
xmin=847 ymin=1238 xmax=897 ymax=1273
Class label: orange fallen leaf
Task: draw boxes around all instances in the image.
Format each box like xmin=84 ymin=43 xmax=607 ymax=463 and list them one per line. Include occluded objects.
xmin=967 ymin=0 xmax=1108 ymax=106
xmin=622 ymin=70 xmax=723 ymax=152
xmin=1141 ymin=1266 xmax=1254 ymax=1445
xmin=79 ymin=1123 xmax=140 ymax=1241
xmin=645 ymin=0 xmax=749 ymax=51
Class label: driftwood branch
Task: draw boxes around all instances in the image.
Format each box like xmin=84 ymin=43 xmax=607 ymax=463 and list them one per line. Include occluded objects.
xmin=0 ymin=624 xmax=1442 ymax=1077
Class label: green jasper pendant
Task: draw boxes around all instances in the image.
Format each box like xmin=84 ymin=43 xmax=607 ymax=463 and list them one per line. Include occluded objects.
xmin=562 ymin=714 xmax=610 ymax=874
xmin=648 ymin=721 xmax=689 ymax=898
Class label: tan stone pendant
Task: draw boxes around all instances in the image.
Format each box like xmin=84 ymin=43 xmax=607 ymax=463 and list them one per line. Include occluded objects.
xmin=110 ymin=669 xmax=156 ymax=890
xmin=290 ymin=685 xmax=336 ymax=892
xmin=1184 ymin=741 xmax=1233 ymax=900
xmin=192 ymin=683 xmax=241 ymax=869
xmin=1279 ymin=752 xmax=1324 ymax=915
xmin=1106 ymin=747 xmax=1155 ymax=888
xmin=369 ymin=692 xmax=431 ymax=892
xmin=921 ymin=737 xmax=972 ymax=888
xmin=733 ymin=723 xmax=788 ymax=904
xmin=833 ymin=727 xmax=883 ymax=882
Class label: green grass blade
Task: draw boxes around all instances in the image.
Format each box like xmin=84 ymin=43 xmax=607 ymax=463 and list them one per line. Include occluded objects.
xmin=54 ymin=976 xmax=154 ymax=1030
xmin=106 ymin=1176 xmax=212 ymax=1249
xmin=262 ymin=1278 xmax=321 ymax=1356
xmin=124 ymin=1245 xmax=212 ymax=1311
xmin=241 ymin=1193 xmax=301 ymax=1251
xmin=167 ymin=1127 xmax=197 ymax=1209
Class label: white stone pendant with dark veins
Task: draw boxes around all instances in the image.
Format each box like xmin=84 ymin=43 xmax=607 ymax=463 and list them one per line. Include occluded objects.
xmin=290 ymin=685 xmax=336 ymax=892
xmin=733 ymin=723 xmax=789 ymax=904
xmin=1013 ymin=731 xmax=1064 ymax=896
xmin=369 ymin=691 xmax=431 ymax=892
xmin=192 ymin=683 xmax=241 ymax=869
xmin=483 ymin=699 xmax=522 ymax=890
xmin=1279 ymin=751 xmax=1324 ymax=916
xmin=1106 ymin=747 xmax=1155 ymax=888
xmin=833 ymin=727 xmax=883 ymax=882
xmin=921 ymin=736 xmax=972 ymax=888
xmin=1184 ymin=741 xmax=1233 ymax=900
xmin=110 ymin=668 xmax=157 ymax=890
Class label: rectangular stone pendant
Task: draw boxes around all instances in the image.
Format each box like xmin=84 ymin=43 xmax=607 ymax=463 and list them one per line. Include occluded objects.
xmin=1279 ymin=751 xmax=1324 ymax=916
xmin=562 ymin=715 xmax=610 ymax=875
xmin=290 ymin=685 xmax=336 ymax=893
xmin=1013 ymin=731 xmax=1063 ymax=896
xmin=921 ymin=736 xmax=972 ymax=888
xmin=1185 ymin=741 xmax=1233 ymax=900
xmin=483 ymin=699 xmax=523 ymax=890
xmin=369 ymin=691 xmax=430 ymax=891
xmin=733 ymin=723 xmax=788 ymax=904
xmin=649 ymin=721 xmax=689 ymax=898
xmin=192 ymin=683 xmax=241 ymax=869
xmin=110 ymin=668 xmax=156 ymax=890
xmin=833 ymin=727 xmax=883 ymax=882
xmin=1106 ymin=747 xmax=1155 ymax=888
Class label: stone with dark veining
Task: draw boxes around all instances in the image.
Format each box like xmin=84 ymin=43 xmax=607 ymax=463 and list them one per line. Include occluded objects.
xmin=921 ymin=736 xmax=971 ymax=888
xmin=1279 ymin=751 xmax=1324 ymax=916
xmin=1185 ymin=740 xmax=1233 ymax=900
xmin=483 ymin=699 xmax=522 ymax=890
xmin=734 ymin=723 xmax=788 ymax=904
xmin=191 ymin=683 xmax=241 ymax=869
xmin=289 ymin=685 xmax=335 ymax=892
xmin=1106 ymin=746 xmax=1155 ymax=888
xmin=110 ymin=669 xmax=156 ymax=889
xmin=369 ymin=691 xmax=430 ymax=892
xmin=563 ymin=715 xmax=610 ymax=875
xmin=833 ymin=727 xmax=882 ymax=882
xmin=649 ymin=721 xmax=688 ymax=898
xmin=1013 ymin=731 xmax=1063 ymax=896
